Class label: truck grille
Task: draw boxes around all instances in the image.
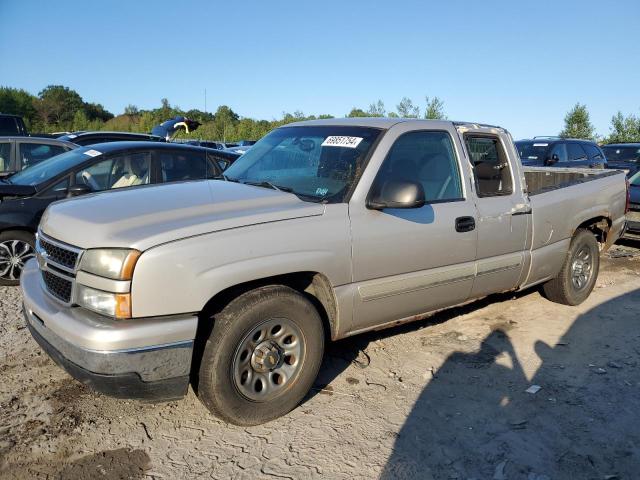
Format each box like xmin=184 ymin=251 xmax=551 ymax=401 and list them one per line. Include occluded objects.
xmin=38 ymin=237 xmax=79 ymax=270
xmin=42 ymin=270 xmax=73 ymax=303
xmin=36 ymin=232 xmax=83 ymax=305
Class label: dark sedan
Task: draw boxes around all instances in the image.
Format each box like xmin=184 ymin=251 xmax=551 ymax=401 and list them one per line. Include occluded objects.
xmin=0 ymin=141 xmax=228 ymax=285
xmin=602 ymin=143 xmax=640 ymax=177
xmin=626 ymin=170 xmax=640 ymax=236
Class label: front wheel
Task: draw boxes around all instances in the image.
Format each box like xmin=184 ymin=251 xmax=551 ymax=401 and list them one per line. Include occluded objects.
xmin=197 ymin=285 xmax=325 ymax=425
xmin=0 ymin=231 xmax=36 ymax=286
xmin=542 ymin=229 xmax=599 ymax=305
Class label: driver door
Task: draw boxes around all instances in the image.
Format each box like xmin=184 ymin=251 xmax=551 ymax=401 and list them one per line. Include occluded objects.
xmin=349 ymin=128 xmax=478 ymax=333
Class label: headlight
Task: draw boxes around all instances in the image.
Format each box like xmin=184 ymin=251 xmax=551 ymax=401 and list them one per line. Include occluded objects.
xmin=80 ymin=249 xmax=141 ymax=280
xmin=76 ymin=285 xmax=132 ymax=319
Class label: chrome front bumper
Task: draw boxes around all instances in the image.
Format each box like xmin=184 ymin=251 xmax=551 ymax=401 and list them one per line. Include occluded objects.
xmin=21 ymin=259 xmax=198 ymax=400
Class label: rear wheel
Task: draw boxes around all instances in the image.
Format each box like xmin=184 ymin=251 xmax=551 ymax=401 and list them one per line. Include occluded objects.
xmin=0 ymin=231 xmax=36 ymax=286
xmin=542 ymin=229 xmax=599 ymax=305
xmin=197 ymin=285 xmax=324 ymax=426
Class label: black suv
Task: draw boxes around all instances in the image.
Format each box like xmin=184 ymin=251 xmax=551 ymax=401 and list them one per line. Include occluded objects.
xmin=515 ymin=137 xmax=607 ymax=169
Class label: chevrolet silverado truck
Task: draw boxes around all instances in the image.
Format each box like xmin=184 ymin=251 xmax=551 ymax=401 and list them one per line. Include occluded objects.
xmin=21 ymin=118 xmax=629 ymax=426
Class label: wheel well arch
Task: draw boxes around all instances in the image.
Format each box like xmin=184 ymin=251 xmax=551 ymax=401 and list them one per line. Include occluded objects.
xmin=197 ymin=271 xmax=338 ymax=340
xmin=576 ymin=216 xmax=612 ymax=250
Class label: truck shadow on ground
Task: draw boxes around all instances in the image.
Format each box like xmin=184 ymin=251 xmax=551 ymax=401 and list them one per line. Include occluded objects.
xmin=379 ymin=289 xmax=640 ymax=480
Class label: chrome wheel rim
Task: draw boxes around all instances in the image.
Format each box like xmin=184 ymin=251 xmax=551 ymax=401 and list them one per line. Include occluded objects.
xmin=0 ymin=240 xmax=35 ymax=281
xmin=232 ymin=318 xmax=305 ymax=402
xmin=571 ymin=246 xmax=593 ymax=291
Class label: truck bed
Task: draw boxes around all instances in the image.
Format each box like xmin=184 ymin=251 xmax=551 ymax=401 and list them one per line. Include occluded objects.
xmin=523 ymin=167 xmax=621 ymax=196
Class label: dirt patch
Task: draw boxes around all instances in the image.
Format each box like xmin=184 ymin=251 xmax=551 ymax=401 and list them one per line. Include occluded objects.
xmin=57 ymin=448 xmax=151 ymax=480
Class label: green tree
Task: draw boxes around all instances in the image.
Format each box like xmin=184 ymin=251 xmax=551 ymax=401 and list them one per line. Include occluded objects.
xmin=396 ymin=97 xmax=420 ymax=118
xmin=347 ymin=108 xmax=368 ymax=117
xmin=424 ymin=96 xmax=445 ymax=120
xmin=367 ymin=100 xmax=386 ymax=117
xmin=34 ymin=85 xmax=84 ymax=129
xmin=559 ymin=103 xmax=595 ymax=140
xmin=605 ymin=111 xmax=640 ymax=143
xmin=124 ymin=104 xmax=139 ymax=117
xmin=0 ymin=87 xmax=37 ymax=128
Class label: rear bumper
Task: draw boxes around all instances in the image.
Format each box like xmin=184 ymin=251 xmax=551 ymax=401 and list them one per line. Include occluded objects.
xmin=21 ymin=259 xmax=198 ymax=401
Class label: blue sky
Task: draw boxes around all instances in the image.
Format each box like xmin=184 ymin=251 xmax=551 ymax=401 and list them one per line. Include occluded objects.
xmin=1 ymin=0 xmax=638 ymax=139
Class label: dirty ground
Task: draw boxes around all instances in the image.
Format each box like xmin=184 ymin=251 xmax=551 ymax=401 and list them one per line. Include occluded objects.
xmin=1 ymin=242 xmax=639 ymax=480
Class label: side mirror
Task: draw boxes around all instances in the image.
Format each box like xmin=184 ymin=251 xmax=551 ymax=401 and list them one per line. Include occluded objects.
xmin=546 ymin=154 xmax=559 ymax=166
xmin=367 ymin=179 xmax=426 ymax=210
xmin=67 ymin=184 xmax=92 ymax=197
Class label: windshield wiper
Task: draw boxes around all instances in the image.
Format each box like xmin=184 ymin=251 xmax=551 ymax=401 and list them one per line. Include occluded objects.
xmin=214 ymin=174 xmax=239 ymax=182
xmin=242 ymin=180 xmax=294 ymax=193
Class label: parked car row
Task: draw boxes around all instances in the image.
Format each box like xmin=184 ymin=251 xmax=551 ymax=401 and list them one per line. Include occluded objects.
xmin=18 ymin=117 xmax=629 ymax=426
xmin=0 ymin=141 xmax=241 ymax=284
xmin=515 ymin=137 xmax=607 ymax=169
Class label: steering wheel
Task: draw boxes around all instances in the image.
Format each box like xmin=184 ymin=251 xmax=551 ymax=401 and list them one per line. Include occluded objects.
xmin=81 ymin=171 xmax=101 ymax=191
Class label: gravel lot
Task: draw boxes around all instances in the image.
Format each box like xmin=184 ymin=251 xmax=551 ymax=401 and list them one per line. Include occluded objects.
xmin=1 ymin=242 xmax=639 ymax=480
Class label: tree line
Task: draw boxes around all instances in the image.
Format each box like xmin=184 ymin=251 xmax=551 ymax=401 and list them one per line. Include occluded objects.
xmin=1 ymin=85 xmax=638 ymax=143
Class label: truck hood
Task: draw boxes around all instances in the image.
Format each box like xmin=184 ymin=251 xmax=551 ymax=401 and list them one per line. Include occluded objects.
xmin=40 ymin=180 xmax=325 ymax=250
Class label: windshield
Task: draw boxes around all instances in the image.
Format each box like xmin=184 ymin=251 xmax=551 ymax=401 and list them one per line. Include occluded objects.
xmin=223 ymin=126 xmax=382 ymax=202
xmin=515 ymin=141 xmax=549 ymax=162
xmin=630 ymin=170 xmax=640 ymax=186
xmin=602 ymin=146 xmax=640 ymax=163
xmin=8 ymin=147 xmax=97 ymax=185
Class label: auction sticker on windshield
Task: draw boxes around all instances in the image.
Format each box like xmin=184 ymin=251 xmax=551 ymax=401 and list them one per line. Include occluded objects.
xmin=321 ymin=136 xmax=363 ymax=148
xmin=83 ymin=149 xmax=102 ymax=157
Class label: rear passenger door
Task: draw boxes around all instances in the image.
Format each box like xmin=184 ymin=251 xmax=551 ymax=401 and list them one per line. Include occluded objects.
xmin=465 ymin=134 xmax=528 ymax=298
xmin=350 ymin=128 xmax=478 ymax=332
xmin=567 ymin=142 xmax=590 ymax=167
xmin=583 ymin=143 xmax=606 ymax=168
xmin=155 ymin=149 xmax=217 ymax=183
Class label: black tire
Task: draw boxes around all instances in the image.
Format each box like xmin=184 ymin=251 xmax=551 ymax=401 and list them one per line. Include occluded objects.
xmin=542 ymin=229 xmax=599 ymax=306
xmin=197 ymin=285 xmax=325 ymax=426
xmin=0 ymin=230 xmax=36 ymax=286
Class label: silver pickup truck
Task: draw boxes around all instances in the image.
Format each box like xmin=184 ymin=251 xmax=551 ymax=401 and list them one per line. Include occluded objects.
xmin=21 ymin=118 xmax=628 ymax=425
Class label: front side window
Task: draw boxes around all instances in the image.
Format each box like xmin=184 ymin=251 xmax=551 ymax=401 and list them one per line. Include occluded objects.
xmin=75 ymin=152 xmax=151 ymax=191
xmin=567 ymin=143 xmax=588 ymax=161
xmin=224 ymin=126 xmax=382 ymax=203
xmin=376 ymin=130 xmax=463 ymax=202
xmin=41 ymin=177 xmax=70 ymax=199
xmin=159 ymin=150 xmax=209 ymax=182
xmin=0 ymin=142 xmax=11 ymax=172
xmin=466 ymin=136 xmax=513 ymax=197
xmin=19 ymin=143 xmax=67 ymax=169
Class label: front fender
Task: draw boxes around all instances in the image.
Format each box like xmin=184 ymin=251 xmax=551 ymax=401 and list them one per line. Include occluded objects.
xmin=130 ymin=208 xmax=351 ymax=318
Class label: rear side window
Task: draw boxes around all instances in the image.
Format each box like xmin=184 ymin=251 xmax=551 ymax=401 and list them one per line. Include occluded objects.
xmin=549 ymin=143 xmax=568 ymax=162
xmin=378 ymin=130 xmax=463 ymax=202
xmin=466 ymin=136 xmax=513 ymax=197
xmin=0 ymin=142 xmax=11 ymax=172
xmin=159 ymin=150 xmax=209 ymax=183
xmin=567 ymin=143 xmax=588 ymax=161
xmin=19 ymin=143 xmax=67 ymax=169
xmin=583 ymin=144 xmax=604 ymax=160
